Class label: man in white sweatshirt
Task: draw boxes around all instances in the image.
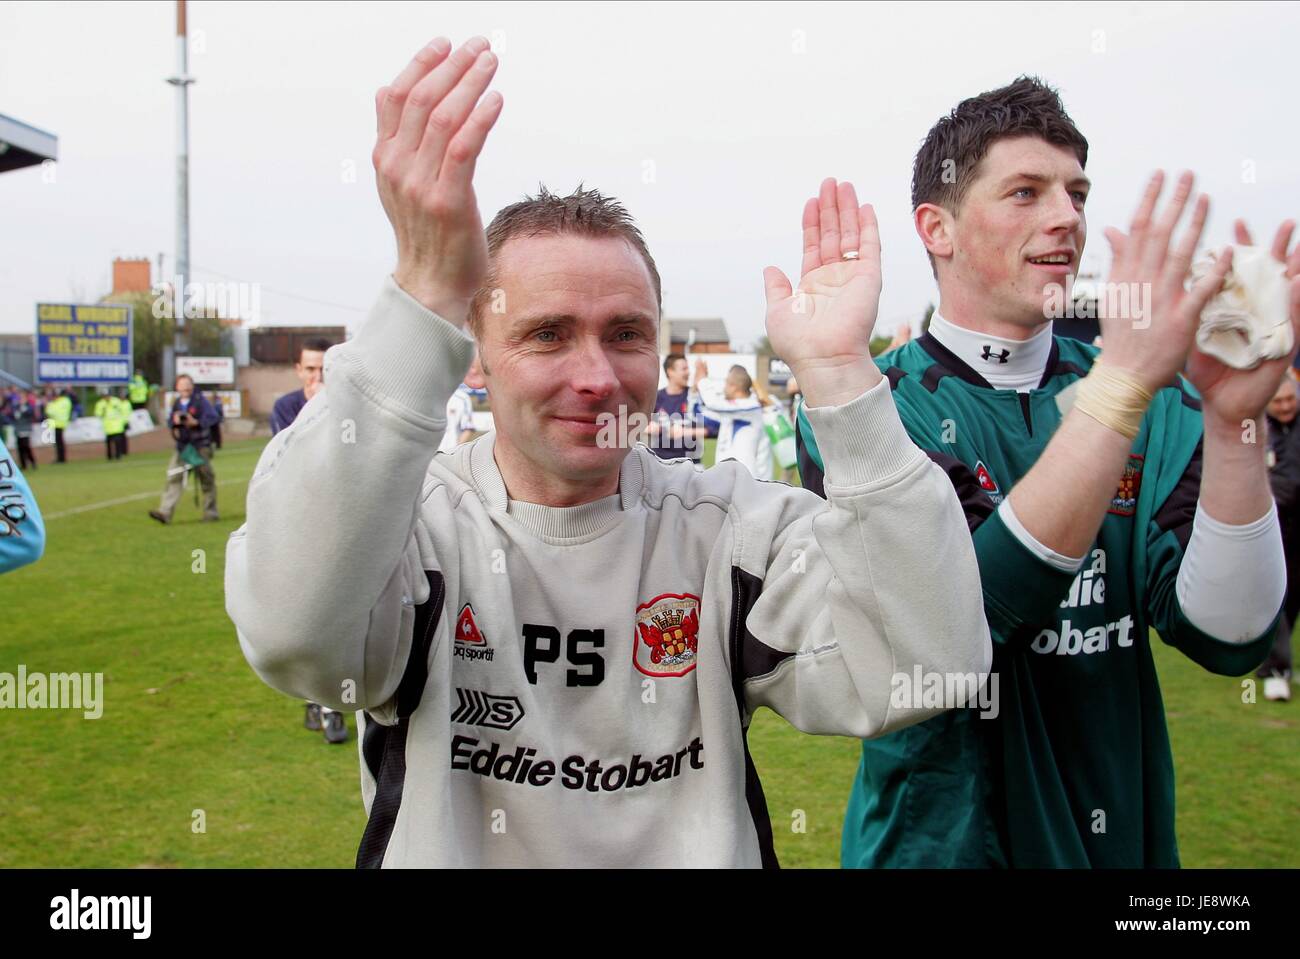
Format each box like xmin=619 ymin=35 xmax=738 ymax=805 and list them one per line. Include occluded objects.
xmin=225 ymin=34 xmax=990 ymax=867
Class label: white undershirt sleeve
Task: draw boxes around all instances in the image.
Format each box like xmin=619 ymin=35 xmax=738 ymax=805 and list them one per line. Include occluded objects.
xmin=997 ymin=498 xmax=1088 ymax=573
xmin=1176 ymin=502 xmax=1285 ymax=643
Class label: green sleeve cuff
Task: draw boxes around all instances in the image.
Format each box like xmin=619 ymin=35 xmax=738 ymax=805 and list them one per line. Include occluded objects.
xmin=973 ymin=508 xmax=1078 ymax=644
xmin=1163 ymin=597 xmax=1279 ymax=676
xmin=796 ymin=402 xmax=823 ymax=468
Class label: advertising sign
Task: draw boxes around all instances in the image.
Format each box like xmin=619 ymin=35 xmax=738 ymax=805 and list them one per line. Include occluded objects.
xmin=176 ymin=356 xmax=235 ymax=384
xmin=36 ymin=302 xmax=133 ymax=384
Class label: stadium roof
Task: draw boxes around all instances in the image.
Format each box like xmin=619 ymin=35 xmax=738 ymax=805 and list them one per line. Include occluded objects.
xmin=665 ymin=318 xmax=730 ymax=344
xmin=0 ymin=113 xmax=58 ymax=173
xmin=0 ymin=368 xmax=31 ymax=390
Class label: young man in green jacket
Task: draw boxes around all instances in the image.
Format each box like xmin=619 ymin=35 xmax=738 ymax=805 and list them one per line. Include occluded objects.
xmin=798 ymin=77 xmax=1300 ymax=867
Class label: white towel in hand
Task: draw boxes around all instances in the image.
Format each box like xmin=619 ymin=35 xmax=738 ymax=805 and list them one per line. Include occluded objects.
xmin=1192 ymin=245 xmax=1292 ymax=370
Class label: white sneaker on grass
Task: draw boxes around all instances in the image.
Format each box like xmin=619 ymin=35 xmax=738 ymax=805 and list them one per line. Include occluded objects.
xmin=1263 ymin=674 xmax=1291 ymax=702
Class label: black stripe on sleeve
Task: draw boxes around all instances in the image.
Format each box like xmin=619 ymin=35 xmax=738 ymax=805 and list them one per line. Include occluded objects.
xmin=1152 ymin=440 xmax=1202 ymax=553
xmin=924 ymin=450 xmax=997 ymax=534
xmin=395 ymin=570 xmax=445 ymax=719
xmin=355 ymin=569 xmax=445 ymax=869
xmin=728 ymin=566 xmax=781 ymax=869
xmin=355 ymin=721 xmax=409 ymax=869
xmin=732 ymin=567 xmax=796 ymax=683
xmin=1178 ymin=382 xmax=1203 ymax=411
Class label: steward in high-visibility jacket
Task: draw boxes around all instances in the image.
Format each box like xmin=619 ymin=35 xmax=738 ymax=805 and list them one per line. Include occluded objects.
xmin=114 ymin=394 xmax=133 ymax=456
xmin=45 ymin=394 xmax=72 ymax=429
xmin=129 ymin=374 xmax=150 ymax=408
xmin=44 ymin=394 xmax=72 ymax=464
xmin=95 ymin=394 xmax=127 ymax=460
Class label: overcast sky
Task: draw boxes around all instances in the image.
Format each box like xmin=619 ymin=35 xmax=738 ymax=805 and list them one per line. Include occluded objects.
xmin=1 ymin=0 xmax=1296 ymax=346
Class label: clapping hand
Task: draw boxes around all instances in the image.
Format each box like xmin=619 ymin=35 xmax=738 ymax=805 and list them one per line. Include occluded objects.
xmin=373 ymin=37 xmax=504 ymax=325
xmin=763 ymin=179 xmax=884 ymax=408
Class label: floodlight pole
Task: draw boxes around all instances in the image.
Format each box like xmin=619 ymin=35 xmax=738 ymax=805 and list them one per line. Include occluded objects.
xmin=163 ymin=0 xmax=194 ymax=389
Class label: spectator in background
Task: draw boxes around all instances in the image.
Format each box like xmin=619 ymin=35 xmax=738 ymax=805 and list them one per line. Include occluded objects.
xmin=646 ymin=353 xmax=706 ymax=463
xmin=113 ymin=390 xmax=132 ymax=458
xmin=270 ymin=338 xmax=332 ymax=435
xmin=753 ymin=378 xmax=799 ymax=485
xmin=149 ymin=374 xmax=219 ymax=525
xmin=440 ymin=372 xmax=479 ymax=454
xmin=129 ymin=369 xmax=151 ymax=410
xmin=211 ymin=394 xmax=224 ymax=452
xmin=0 ymin=439 xmax=44 ymax=574
xmin=693 ymin=359 xmax=771 ymax=479
xmin=0 ymin=394 xmax=12 ymax=465
xmin=115 ymin=389 xmax=132 ymax=456
xmin=887 ymin=323 xmax=914 ymax=352
xmin=94 ymin=390 xmax=126 ymax=461
xmin=44 ymin=387 xmax=72 ymax=464
xmin=12 ymin=392 xmax=38 ymax=471
xmin=267 ymin=338 xmax=348 ymax=745
xmin=1261 ymin=373 xmax=1300 ymax=701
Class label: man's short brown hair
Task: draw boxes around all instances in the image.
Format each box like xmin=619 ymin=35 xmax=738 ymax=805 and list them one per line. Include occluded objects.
xmin=467 ymin=185 xmax=663 ymax=338
xmin=912 ymin=76 xmax=1089 ymax=273
xmin=299 ymin=337 xmax=333 ymax=361
xmin=663 ymin=352 xmax=686 ymax=375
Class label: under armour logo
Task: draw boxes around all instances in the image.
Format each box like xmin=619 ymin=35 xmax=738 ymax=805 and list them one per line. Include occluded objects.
xmin=981 ymin=346 xmax=1010 ymax=364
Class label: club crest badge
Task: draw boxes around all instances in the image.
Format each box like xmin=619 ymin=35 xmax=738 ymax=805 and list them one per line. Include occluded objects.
xmin=1108 ymin=453 xmax=1144 ymax=517
xmin=634 ymin=593 xmax=701 ymax=678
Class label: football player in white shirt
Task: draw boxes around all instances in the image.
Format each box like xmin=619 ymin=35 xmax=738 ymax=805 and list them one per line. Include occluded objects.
xmin=693 ymin=360 xmax=772 ymax=479
xmin=440 ymin=383 xmax=478 ymax=453
xmin=439 ymin=354 xmax=482 ymax=453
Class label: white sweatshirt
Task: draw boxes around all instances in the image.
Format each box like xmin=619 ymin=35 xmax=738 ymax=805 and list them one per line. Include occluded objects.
xmin=226 ymin=277 xmax=992 ymax=868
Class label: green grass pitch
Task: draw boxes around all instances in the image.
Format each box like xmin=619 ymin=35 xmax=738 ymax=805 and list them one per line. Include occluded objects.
xmin=1 ymin=436 xmax=1294 ymax=867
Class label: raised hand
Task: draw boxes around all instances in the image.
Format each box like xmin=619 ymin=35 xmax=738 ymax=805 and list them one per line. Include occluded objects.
xmin=1186 ymin=218 xmax=1300 ymax=425
xmin=1099 ymin=171 xmax=1231 ymax=394
xmin=763 ymin=178 xmax=883 ymax=408
xmin=372 ymin=36 xmax=504 ymax=325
